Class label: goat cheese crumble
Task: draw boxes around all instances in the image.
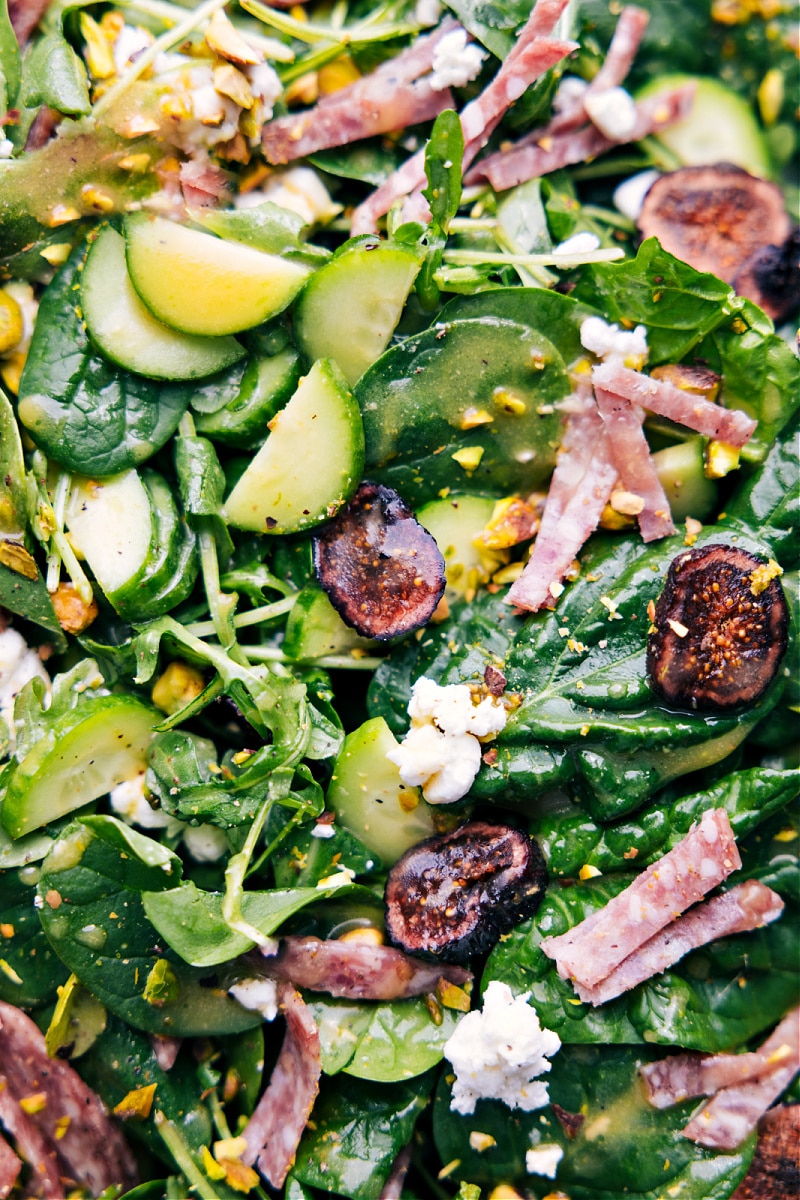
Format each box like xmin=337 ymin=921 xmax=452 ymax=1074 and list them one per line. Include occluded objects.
xmin=228 ymin=978 xmax=279 ymax=1021
xmin=580 ymin=315 xmax=649 ymax=365
xmin=613 ymin=168 xmax=660 ymax=221
xmin=443 ymin=980 xmax=561 ymax=1114
xmin=430 ymin=29 xmax=486 ymax=91
xmin=583 ymin=86 xmax=638 ymax=140
xmin=0 ymin=628 xmax=50 ymax=750
xmin=526 ymin=1143 xmax=564 ymax=1178
xmin=386 ymin=676 xmax=506 ymax=804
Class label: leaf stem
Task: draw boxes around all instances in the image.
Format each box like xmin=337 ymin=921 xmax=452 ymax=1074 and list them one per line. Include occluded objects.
xmin=222 ymin=769 xmax=292 ymax=946
xmin=155 ymin=1112 xmax=224 ymax=1200
xmin=442 ymin=246 xmax=625 ymax=268
xmin=184 ymin=594 xmax=296 ymax=638
xmin=245 ymin=645 xmax=384 ymax=670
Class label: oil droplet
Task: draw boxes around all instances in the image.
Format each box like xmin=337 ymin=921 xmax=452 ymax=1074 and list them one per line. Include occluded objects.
xmin=47 ymin=915 xmax=70 ymax=940
xmin=75 ymin=924 xmax=107 ymax=950
xmin=18 ymin=865 xmax=41 ymax=887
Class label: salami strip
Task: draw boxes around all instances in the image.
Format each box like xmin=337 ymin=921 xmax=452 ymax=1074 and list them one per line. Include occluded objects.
xmin=0 ymin=1133 xmax=21 ymax=1200
xmin=592 ymin=361 xmax=757 ymax=447
xmin=574 ymin=880 xmax=784 ymax=1006
xmin=682 ymin=1008 xmax=800 ymax=1150
xmin=594 ymin=387 xmax=676 ymax=542
xmin=540 ymin=809 xmax=741 ymax=989
xmin=242 ymin=982 xmax=322 ymax=1189
xmin=261 ymin=935 xmax=471 ymax=1000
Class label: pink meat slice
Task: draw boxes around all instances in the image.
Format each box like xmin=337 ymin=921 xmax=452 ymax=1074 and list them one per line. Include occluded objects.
xmin=262 ymin=935 xmax=471 ymax=1000
xmin=350 ymin=0 xmax=573 ymax=233
xmin=242 ymin=982 xmax=321 ymax=1189
xmin=682 ymin=1007 xmax=800 ymax=1150
xmin=592 ymin=361 xmax=757 ymax=448
xmin=317 ymin=15 xmax=462 ymax=106
xmin=0 ymin=1132 xmax=21 ymax=1200
xmin=0 ymin=1001 xmax=138 ymax=1196
xmin=262 ymin=76 xmax=454 ymax=165
xmin=0 ymin=1073 xmax=63 ymax=1198
xmin=505 ymin=388 xmax=617 ymax=612
xmin=467 ymin=83 xmax=694 ymax=190
xmin=594 ymin=387 xmax=676 ymax=542
xmin=540 ymin=809 xmax=741 ymax=990
xmin=574 ymin=879 xmax=784 ymax=1006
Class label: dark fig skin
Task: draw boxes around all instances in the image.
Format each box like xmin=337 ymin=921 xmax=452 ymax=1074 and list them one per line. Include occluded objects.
xmin=731 ymin=1106 xmax=799 ymax=1200
xmin=313 ymin=481 xmax=445 ymax=640
xmin=647 ymin=544 xmax=789 ymax=711
xmin=384 ymin=820 xmax=548 ymax=963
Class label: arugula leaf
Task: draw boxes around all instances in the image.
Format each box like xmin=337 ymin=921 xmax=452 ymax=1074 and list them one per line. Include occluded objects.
xmin=433 ymin=1043 xmax=754 ymax=1196
xmin=21 ymin=28 xmax=91 ymax=115
xmin=292 ymin=1072 xmax=434 ymax=1200
xmin=36 ymin=818 xmax=261 ymax=1036
xmin=11 ymin=657 xmax=108 ymax=762
xmin=418 ymin=109 xmax=465 ymax=309
xmin=17 ymin=250 xmax=192 ymax=476
xmin=307 ymin=993 xmax=462 ymax=1082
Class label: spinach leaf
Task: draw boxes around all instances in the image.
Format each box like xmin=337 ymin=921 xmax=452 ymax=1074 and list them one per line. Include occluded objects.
xmin=0 ymin=864 xmax=68 ymax=1006
xmin=292 ymin=1072 xmax=434 ymax=1200
xmin=306 ymin=994 xmax=462 ymax=1082
xmin=77 ymin=1014 xmax=213 ymax=1157
xmin=433 ymin=1043 xmax=754 ymax=1196
xmin=36 ymin=818 xmax=261 ymax=1036
xmin=445 ymin=0 xmax=534 ymax=58
xmin=0 ymin=0 xmax=20 ymax=130
xmin=271 ymin=817 xmax=379 ymax=888
xmin=478 ymin=522 xmax=793 ymax=819
xmin=193 ymin=202 xmax=330 ymax=266
xmin=418 ymin=109 xmax=464 ymax=309
xmin=17 ymin=250 xmax=192 ymax=476
xmin=727 ymin=408 xmax=799 ymax=565
xmin=142 ymin=880 xmax=364 ymax=968
xmin=21 ymin=28 xmax=91 ymax=116
xmin=536 ymin=765 xmax=800 ymax=879
xmin=308 ymin=142 xmax=401 ymax=186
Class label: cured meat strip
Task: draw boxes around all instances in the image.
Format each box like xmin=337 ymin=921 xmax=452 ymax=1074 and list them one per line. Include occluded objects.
xmin=467 ymin=84 xmax=694 ymax=190
xmin=242 ymin=982 xmax=321 ymax=1189
xmin=506 ymin=388 xmax=617 ymax=612
xmin=263 ymin=77 xmax=454 ymax=165
xmin=350 ymin=0 xmax=573 ymax=233
xmin=594 ymin=387 xmax=676 ymax=542
xmin=592 ymin=360 xmax=757 ymax=447
xmin=317 ymin=15 xmax=461 ymax=105
xmin=0 ymin=1001 xmax=138 ymax=1196
xmin=643 ymin=1043 xmax=795 ymax=1110
xmin=0 ymin=1133 xmax=20 ymax=1200
xmin=682 ymin=1007 xmax=800 ymax=1150
xmin=8 ymin=0 xmax=51 ymax=45
xmin=574 ymin=879 xmax=784 ymax=1006
xmin=262 ymin=935 xmax=471 ymax=1000
xmin=540 ymin=809 xmax=741 ymax=989
xmin=0 ymin=1073 xmax=63 ymax=1197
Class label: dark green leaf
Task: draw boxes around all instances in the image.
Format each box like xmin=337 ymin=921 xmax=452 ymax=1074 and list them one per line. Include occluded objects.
xmin=21 ymin=29 xmax=91 ymax=116
xmin=0 ymin=0 xmax=21 ymax=110
xmin=444 ymin=0 xmax=532 ymax=58
xmin=175 ymin=435 xmax=227 ymax=517
xmin=292 ymin=1072 xmax=434 ymax=1200
xmin=17 ymin=250 xmax=192 ymax=476
xmin=0 ymin=864 xmax=68 ymax=1006
xmin=423 ymin=109 xmax=464 ymax=232
xmin=727 ymin=409 xmax=799 ymax=564
xmin=433 ymin=1043 xmax=754 ymax=1196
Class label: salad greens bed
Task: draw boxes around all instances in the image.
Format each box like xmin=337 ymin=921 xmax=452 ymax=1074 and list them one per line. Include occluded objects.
xmin=0 ymin=0 xmax=798 ymax=1197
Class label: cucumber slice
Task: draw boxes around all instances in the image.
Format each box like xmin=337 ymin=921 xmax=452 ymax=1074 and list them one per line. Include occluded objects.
xmin=652 ymin=437 xmax=717 ymax=523
xmin=65 ymin=471 xmax=152 ymax=594
xmin=222 ymin=358 xmax=364 ymax=534
xmin=416 ymin=494 xmax=501 ymax=605
xmin=636 ymin=75 xmax=772 ymax=177
xmin=1 ymin=695 xmax=157 ymax=838
xmin=293 ymin=241 xmax=422 ymax=387
xmin=107 ymin=471 xmax=199 ymax=621
xmin=283 ymin=585 xmax=377 ymax=660
xmin=124 ymin=214 xmax=311 ymax=336
xmin=326 ymin=716 xmax=437 ymax=865
xmin=81 ymin=226 xmax=246 ymax=380
xmin=194 ymin=347 xmax=302 ymax=447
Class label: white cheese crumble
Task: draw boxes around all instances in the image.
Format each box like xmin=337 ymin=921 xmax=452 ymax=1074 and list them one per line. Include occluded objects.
xmin=112 ymin=24 xmax=153 ymax=73
xmin=613 ymin=168 xmax=660 ymax=221
xmin=109 ymin=772 xmax=184 ymax=835
xmin=236 ymin=166 xmax=341 ymax=227
xmin=443 ymin=980 xmax=561 ymax=1114
xmin=0 ymin=138 xmax=13 ymax=159
xmin=0 ymin=628 xmax=50 ymax=749
xmin=228 ymin=977 xmax=279 ymax=1021
xmin=553 ymin=74 xmax=589 ymax=112
xmin=583 ymin=86 xmax=638 ymax=141
xmin=526 ymin=1143 xmax=564 ymax=1178
xmin=415 ymin=0 xmax=442 ymax=24
xmin=580 ymin=315 xmax=648 ymax=365
xmin=430 ymin=29 xmax=486 ymax=91
xmin=182 ymin=823 xmax=230 ymax=863
xmin=310 ymin=822 xmax=336 ymax=839
xmin=386 ymin=676 xmax=506 ymax=805
xmin=553 ymin=231 xmax=601 ymax=257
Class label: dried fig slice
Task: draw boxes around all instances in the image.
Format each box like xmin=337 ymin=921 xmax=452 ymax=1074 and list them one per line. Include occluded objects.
xmin=646 ymin=544 xmax=789 ymax=711
xmin=384 ymin=820 xmax=548 ymax=962
xmin=731 ymin=1105 xmax=799 ymax=1200
xmin=733 ymin=226 xmax=800 ymax=325
xmin=637 ymin=165 xmax=791 ymax=285
xmin=313 ymin=481 xmax=445 ymax=640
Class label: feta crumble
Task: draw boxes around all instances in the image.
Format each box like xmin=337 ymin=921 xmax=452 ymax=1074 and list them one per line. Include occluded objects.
xmin=386 ymin=677 xmax=506 ymax=805
xmin=430 ymin=29 xmax=486 ymax=91
xmin=228 ymin=978 xmax=279 ymax=1021
xmin=182 ymin=824 xmax=230 ymax=863
xmin=415 ymin=0 xmax=442 ymax=25
xmin=443 ymin=980 xmax=561 ymax=1114
xmin=553 ymin=232 xmax=601 ymax=257
xmin=580 ymin=315 xmax=648 ymax=365
xmin=0 ymin=628 xmax=50 ymax=750
xmin=526 ymin=1143 xmax=564 ymax=1178
xmin=613 ymin=168 xmax=660 ymax=221
xmin=583 ymin=86 xmax=638 ymax=141
xmin=109 ymin=772 xmax=184 ymax=836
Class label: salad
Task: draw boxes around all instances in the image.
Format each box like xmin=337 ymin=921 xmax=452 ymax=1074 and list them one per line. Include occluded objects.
xmin=0 ymin=0 xmax=797 ymax=1197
